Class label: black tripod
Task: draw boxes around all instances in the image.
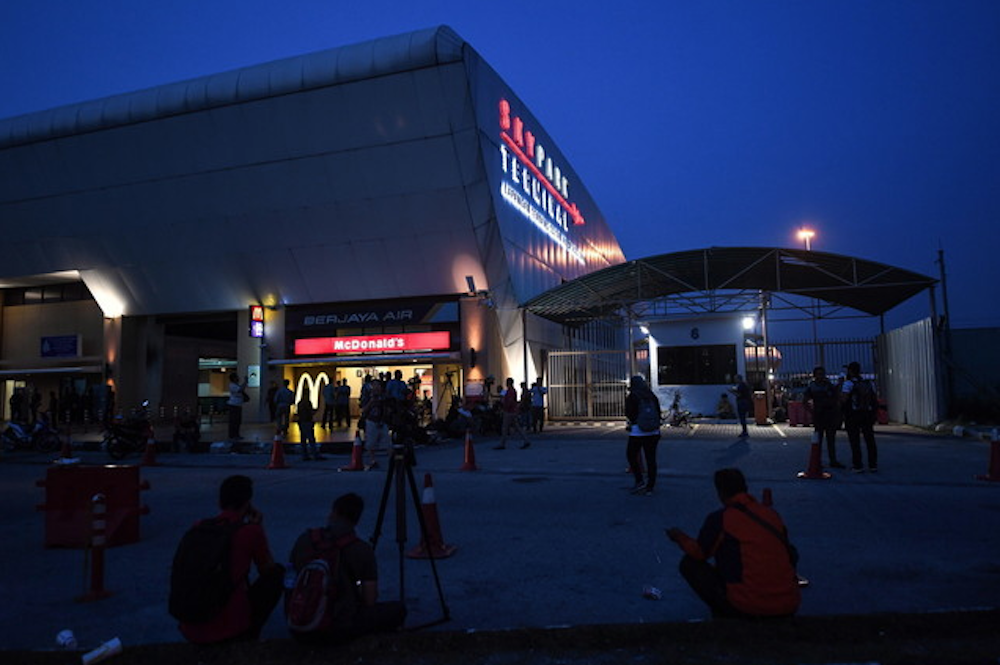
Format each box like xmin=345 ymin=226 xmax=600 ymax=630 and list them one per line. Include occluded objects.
xmin=370 ymin=442 xmax=450 ymax=629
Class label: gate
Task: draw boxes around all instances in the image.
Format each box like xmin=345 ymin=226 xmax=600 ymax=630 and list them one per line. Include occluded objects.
xmin=768 ymin=338 xmax=877 ymax=387
xmin=548 ymin=350 xmax=629 ymax=420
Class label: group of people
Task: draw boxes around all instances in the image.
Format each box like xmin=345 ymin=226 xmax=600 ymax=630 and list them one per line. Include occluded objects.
xmin=803 ymin=361 xmax=880 ymax=472
xmin=173 ymin=475 xmax=404 ymax=646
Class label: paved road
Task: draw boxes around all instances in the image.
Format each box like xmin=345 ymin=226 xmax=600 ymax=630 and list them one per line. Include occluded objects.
xmin=1 ymin=420 xmax=998 ymax=651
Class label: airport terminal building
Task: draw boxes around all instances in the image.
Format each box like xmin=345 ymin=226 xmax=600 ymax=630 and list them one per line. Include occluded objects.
xmin=0 ymin=26 xmax=626 ymax=422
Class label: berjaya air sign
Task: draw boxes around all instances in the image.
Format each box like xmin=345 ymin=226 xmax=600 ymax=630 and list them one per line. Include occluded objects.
xmin=498 ymin=99 xmax=586 ymax=265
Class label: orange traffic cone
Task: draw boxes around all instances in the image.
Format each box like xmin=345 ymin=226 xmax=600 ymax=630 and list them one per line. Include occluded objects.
xmin=460 ymin=429 xmax=478 ymax=471
xmin=141 ymin=434 xmax=160 ymax=466
xmin=976 ymin=428 xmax=1000 ymax=482
xmin=267 ymin=434 xmax=289 ymax=469
xmin=340 ymin=430 xmax=364 ymax=472
xmin=407 ymin=473 xmax=457 ymax=559
xmin=797 ymin=431 xmax=831 ymax=480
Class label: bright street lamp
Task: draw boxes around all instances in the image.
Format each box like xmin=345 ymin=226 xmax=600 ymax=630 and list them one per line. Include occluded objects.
xmin=797 ymin=227 xmax=815 ymax=251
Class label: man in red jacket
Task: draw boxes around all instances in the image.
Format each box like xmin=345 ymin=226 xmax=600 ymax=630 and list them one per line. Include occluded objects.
xmin=666 ymin=468 xmax=800 ymax=618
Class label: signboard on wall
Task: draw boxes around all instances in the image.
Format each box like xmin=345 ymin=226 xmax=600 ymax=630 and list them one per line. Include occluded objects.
xmin=41 ymin=335 xmax=81 ymax=358
xmin=294 ymin=331 xmax=451 ymax=356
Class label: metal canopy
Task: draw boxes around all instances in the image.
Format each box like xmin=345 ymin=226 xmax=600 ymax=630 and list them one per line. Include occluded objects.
xmin=524 ymin=247 xmax=938 ymax=324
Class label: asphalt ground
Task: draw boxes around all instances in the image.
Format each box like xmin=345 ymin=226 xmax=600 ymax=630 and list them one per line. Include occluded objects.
xmin=1 ymin=419 xmax=998 ymax=656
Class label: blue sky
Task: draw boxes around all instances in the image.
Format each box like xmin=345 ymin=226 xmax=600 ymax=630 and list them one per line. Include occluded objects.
xmin=1 ymin=0 xmax=998 ymax=335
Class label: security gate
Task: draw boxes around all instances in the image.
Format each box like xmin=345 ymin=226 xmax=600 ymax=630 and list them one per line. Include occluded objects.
xmin=548 ymin=350 xmax=629 ymax=420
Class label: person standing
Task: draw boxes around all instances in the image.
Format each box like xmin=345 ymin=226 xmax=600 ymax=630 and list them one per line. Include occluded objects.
xmin=841 ymin=361 xmax=879 ymax=472
xmin=625 ymin=375 xmax=662 ymax=496
xmin=361 ymin=380 xmax=389 ymax=469
xmin=321 ymin=380 xmax=336 ymax=430
xmin=803 ymin=366 xmax=845 ymax=468
xmin=666 ymin=468 xmax=800 ymax=619
xmin=176 ymin=475 xmax=285 ymax=644
xmin=265 ymin=380 xmax=278 ymax=423
xmin=336 ymin=379 xmax=352 ymax=429
xmin=274 ymin=379 xmax=294 ymax=436
xmin=730 ymin=375 xmax=752 ymax=438
xmin=227 ymin=372 xmax=248 ymax=446
xmin=287 ymin=493 xmax=405 ymax=643
xmin=494 ymin=377 xmax=530 ymax=450
xmin=298 ymin=387 xmax=323 ymax=461
xmin=529 ymin=378 xmax=548 ymax=433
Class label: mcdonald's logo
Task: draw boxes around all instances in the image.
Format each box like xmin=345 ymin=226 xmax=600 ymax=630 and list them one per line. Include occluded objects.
xmin=295 ymin=371 xmax=332 ymax=411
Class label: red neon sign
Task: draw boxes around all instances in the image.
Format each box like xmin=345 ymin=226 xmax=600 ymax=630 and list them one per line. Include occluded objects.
xmin=295 ymin=331 xmax=451 ymax=356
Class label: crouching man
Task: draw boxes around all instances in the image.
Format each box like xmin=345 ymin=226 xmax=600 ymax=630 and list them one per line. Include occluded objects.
xmin=666 ymin=468 xmax=800 ymax=619
xmin=287 ymin=492 xmax=406 ymax=643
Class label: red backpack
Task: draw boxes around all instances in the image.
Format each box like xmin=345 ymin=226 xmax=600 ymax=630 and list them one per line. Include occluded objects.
xmin=285 ymin=529 xmax=359 ymax=633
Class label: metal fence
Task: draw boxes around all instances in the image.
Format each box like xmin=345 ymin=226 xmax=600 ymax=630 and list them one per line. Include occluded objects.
xmin=548 ymin=350 xmax=630 ymax=420
xmin=768 ymin=338 xmax=878 ymax=388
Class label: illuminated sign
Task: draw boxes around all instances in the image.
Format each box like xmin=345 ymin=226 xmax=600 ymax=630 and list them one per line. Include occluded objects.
xmin=498 ymin=98 xmax=586 ymax=265
xmin=295 ymin=331 xmax=451 ymax=356
xmin=249 ymin=305 xmax=264 ymax=338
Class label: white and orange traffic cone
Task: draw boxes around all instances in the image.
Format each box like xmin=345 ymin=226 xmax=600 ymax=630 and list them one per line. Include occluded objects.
xmin=267 ymin=433 xmax=289 ymax=469
xmin=140 ymin=433 xmax=160 ymax=466
xmin=797 ymin=431 xmax=831 ymax=480
xmin=340 ymin=430 xmax=364 ymax=472
xmin=407 ymin=473 xmax=457 ymax=559
xmin=976 ymin=428 xmax=1000 ymax=482
xmin=460 ymin=429 xmax=478 ymax=471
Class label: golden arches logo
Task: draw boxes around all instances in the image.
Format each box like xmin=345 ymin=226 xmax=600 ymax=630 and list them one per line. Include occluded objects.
xmin=295 ymin=372 xmax=331 ymax=411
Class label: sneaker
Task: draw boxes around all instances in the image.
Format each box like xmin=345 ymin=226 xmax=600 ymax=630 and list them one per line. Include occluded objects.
xmin=829 ymin=461 xmax=846 ymax=469
xmin=642 ymin=488 xmax=654 ymax=496
xmin=519 ymin=442 xmax=531 ymax=449
xmin=868 ymin=466 xmax=878 ymax=473
xmin=630 ymin=483 xmax=647 ymax=495
xmin=851 ymin=467 xmax=865 ymax=474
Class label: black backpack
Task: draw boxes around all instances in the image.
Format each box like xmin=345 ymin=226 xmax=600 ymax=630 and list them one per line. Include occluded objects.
xmin=850 ymin=378 xmax=877 ymax=412
xmin=636 ymin=397 xmax=661 ymax=432
xmin=168 ymin=517 xmax=243 ymax=623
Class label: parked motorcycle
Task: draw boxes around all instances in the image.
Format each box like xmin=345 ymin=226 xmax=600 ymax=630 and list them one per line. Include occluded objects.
xmin=666 ymin=392 xmax=692 ymax=428
xmin=104 ymin=400 xmax=153 ymax=460
xmin=1 ymin=414 xmax=62 ymax=453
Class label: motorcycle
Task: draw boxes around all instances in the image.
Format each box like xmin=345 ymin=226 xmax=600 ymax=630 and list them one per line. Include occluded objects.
xmin=104 ymin=400 xmax=153 ymax=460
xmin=666 ymin=392 xmax=692 ymax=428
xmin=1 ymin=414 xmax=62 ymax=453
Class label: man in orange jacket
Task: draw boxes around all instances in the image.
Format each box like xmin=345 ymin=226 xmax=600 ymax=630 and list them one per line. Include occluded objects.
xmin=666 ymin=468 xmax=800 ymax=618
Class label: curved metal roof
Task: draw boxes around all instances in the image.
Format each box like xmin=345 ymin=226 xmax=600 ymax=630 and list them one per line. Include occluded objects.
xmin=0 ymin=26 xmax=465 ymax=149
xmin=524 ymin=246 xmax=937 ymax=323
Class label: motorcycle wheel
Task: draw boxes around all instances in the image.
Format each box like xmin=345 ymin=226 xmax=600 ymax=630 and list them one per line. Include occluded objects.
xmin=107 ymin=435 xmax=130 ymax=460
xmin=36 ymin=431 xmax=61 ymax=453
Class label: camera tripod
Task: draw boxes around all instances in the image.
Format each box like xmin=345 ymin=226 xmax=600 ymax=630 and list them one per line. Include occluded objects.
xmin=370 ymin=442 xmax=451 ymax=629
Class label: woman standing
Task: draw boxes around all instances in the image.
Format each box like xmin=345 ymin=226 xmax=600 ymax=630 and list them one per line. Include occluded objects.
xmin=227 ymin=372 xmax=248 ymax=449
xmin=625 ymin=375 xmax=662 ymax=496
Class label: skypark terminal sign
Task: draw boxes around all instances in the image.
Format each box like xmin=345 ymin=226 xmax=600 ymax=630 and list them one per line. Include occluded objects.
xmin=294 ymin=331 xmax=451 ymax=356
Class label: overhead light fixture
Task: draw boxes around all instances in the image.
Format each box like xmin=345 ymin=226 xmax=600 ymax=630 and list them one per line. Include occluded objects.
xmin=742 ymin=316 xmax=756 ymax=330
xmin=639 ymin=325 xmax=649 ymax=335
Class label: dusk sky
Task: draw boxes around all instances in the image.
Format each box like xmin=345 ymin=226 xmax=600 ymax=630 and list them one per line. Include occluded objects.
xmin=2 ymin=0 xmax=997 ymax=336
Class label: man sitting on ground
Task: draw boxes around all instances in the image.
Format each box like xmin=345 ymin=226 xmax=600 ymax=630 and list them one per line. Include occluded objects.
xmin=666 ymin=468 xmax=800 ymax=619
xmin=177 ymin=475 xmax=285 ymax=644
xmin=287 ymin=492 xmax=406 ymax=643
